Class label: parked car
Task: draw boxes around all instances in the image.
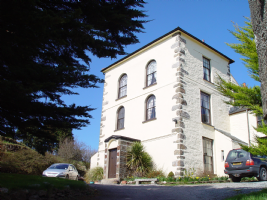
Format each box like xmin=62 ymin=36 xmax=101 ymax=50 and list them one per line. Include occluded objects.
xmin=224 ymin=149 xmax=267 ymax=182
xmin=42 ymin=163 xmax=79 ymax=180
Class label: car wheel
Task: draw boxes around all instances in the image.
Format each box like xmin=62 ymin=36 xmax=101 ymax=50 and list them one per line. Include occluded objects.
xmin=258 ymin=167 xmax=267 ymax=181
xmin=75 ymin=176 xmax=78 ymax=181
xmin=66 ymin=175 xmax=69 ymax=179
xmin=231 ymin=177 xmax=241 ymax=182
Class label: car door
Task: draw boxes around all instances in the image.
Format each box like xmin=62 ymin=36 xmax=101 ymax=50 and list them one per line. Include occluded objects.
xmin=72 ymin=165 xmax=78 ymax=180
xmin=68 ymin=165 xmax=74 ymax=180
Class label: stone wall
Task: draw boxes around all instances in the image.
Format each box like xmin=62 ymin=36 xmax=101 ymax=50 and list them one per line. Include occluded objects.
xmin=171 ymin=32 xmax=188 ymax=177
xmin=117 ymin=140 xmax=135 ymax=179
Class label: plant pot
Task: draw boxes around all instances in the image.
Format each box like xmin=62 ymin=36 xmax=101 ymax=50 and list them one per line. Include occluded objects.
xmin=121 ymin=181 xmax=127 ymax=185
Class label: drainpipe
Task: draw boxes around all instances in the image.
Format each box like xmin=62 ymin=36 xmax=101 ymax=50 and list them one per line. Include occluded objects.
xmin=246 ymin=109 xmax=251 ymax=146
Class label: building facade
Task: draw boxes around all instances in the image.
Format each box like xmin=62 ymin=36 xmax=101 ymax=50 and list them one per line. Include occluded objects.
xmin=90 ymin=27 xmax=263 ymax=180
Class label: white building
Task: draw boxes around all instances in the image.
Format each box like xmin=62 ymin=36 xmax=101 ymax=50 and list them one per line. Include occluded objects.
xmin=90 ymin=27 xmax=264 ymax=180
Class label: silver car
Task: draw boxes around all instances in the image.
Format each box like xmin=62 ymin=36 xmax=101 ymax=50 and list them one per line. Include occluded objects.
xmin=42 ymin=163 xmax=79 ymax=180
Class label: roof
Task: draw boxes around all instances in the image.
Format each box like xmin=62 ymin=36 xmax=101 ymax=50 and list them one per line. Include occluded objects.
xmin=101 ymin=26 xmax=235 ymax=73
xmin=104 ymin=135 xmax=140 ymax=143
xmin=229 ymin=106 xmax=248 ymax=115
xmin=215 ymin=128 xmax=248 ymax=146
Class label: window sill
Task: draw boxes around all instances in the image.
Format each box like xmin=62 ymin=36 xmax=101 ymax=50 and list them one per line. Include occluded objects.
xmin=143 ymin=83 xmax=157 ymax=90
xmin=202 ymin=122 xmax=214 ymax=128
xmin=203 ymin=79 xmax=214 ymax=85
xmin=114 ymin=128 xmax=125 ymax=132
xmin=142 ymin=118 xmax=157 ymax=124
xmin=116 ymin=95 xmax=127 ymax=101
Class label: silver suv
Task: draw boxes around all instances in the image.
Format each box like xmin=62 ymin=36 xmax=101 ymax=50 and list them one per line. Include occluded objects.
xmin=224 ymin=149 xmax=267 ymax=182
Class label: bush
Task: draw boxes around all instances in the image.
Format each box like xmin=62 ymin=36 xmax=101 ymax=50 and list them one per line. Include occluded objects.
xmin=126 ymin=142 xmax=153 ymax=177
xmin=85 ymin=167 xmax=103 ymax=183
xmin=146 ymin=169 xmax=165 ymax=178
xmin=167 ymin=171 xmax=174 ymax=178
xmin=0 ymin=149 xmax=50 ymax=175
xmin=0 ymin=148 xmax=88 ymax=176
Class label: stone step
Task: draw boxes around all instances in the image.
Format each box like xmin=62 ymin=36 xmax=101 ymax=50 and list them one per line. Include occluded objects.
xmin=100 ymin=179 xmax=120 ymax=185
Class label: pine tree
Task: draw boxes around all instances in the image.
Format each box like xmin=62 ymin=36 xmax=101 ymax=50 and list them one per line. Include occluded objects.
xmin=0 ymin=0 xmax=148 ymax=144
xmin=215 ymin=18 xmax=267 ymax=155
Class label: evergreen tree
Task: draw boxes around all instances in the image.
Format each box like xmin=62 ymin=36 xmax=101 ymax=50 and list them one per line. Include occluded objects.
xmin=0 ymin=0 xmax=148 ymax=142
xmin=215 ymin=19 xmax=267 ymax=155
xmin=16 ymin=127 xmax=73 ymax=155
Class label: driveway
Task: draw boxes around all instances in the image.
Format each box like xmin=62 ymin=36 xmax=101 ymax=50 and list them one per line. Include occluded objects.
xmin=90 ymin=182 xmax=267 ymax=200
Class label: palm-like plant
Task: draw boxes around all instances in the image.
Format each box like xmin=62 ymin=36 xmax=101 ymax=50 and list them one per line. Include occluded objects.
xmin=126 ymin=142 xmax=153 ymax=177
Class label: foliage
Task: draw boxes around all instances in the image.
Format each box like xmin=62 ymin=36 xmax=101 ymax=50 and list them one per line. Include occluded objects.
xmin=226 ymin=18 xmax=258 ymax=81
xmin=58 ymin=137 xmax=96 ymax=163
xmin=146 ymin=169 xmax=165 ymax=178
xmin=126 ymin=142 xmax=153 ymax=177
xmin=167 ymin=171 xmax=175 ymax=178
xmin=0 ymin=147 xmax=88 ymax=176
xmin=0 ymin=173 xmax=87 ymax=191
xmin=0 ymin=0 xmax=148 ymax=144
xmin=15 ymin=128 xmax=73 ymax=155
xmin=1 ymin=149 xmax=56 ymax=175
xmin=216 ymin=76 xmax=262 ymax=115
xmin=84 ymin=167 xmax=103 ymax=183
xmin=215 ymin=18 xmax=267 ymax=155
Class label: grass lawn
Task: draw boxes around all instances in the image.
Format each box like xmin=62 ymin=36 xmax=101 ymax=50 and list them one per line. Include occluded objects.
xmin=0 ymin=173 xmax=87 ymax=191
xmin=225 ymin=189 xmax=267 ymax=200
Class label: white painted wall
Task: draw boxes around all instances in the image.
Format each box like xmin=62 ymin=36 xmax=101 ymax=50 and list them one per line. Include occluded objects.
xmin=229 ymin=111 xmax=265 ymax=145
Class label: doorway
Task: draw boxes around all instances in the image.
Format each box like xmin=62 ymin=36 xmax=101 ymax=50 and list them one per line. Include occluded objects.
xmin=108 ymin=148 xmax=117 ymax=178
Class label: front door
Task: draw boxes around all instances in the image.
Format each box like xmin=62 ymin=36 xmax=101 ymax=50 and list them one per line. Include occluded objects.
xmin=108 ymin=148 xmax=117 ymax=178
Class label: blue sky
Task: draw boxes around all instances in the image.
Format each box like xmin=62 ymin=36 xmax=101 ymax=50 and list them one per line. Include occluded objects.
xmin=63 ymin=0 xmax=254 ymax=150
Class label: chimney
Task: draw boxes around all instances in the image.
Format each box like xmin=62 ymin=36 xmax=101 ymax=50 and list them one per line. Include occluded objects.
xmin=202 ymin=39 xmax=205 ymax=42
xmin=242 ymin=83 xmax=247 ymax=87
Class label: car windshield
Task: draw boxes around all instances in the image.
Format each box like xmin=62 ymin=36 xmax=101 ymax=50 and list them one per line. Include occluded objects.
xmin=48 ymin=164 xmax=69 ymax=169
xmin=227 ymin=149 xmax=249 ymax=159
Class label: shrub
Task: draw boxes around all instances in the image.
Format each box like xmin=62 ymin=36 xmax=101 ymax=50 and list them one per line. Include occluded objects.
xmin=146 ymin=169 xmax=165 ymax=178
xmin=0 ymin=148 xmax=88 ymax=176
xmin=85 ymin=167 xmax=103 ymax=183
xmin=126 ymin=142 xmax=153 ymax=177
xmin=0 ymin=149 xmax=49 ymax=175
xmin=167 ymin=171 xmax=174 ymax=178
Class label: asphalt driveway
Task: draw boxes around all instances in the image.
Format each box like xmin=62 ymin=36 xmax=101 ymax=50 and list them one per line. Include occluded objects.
xmin=90 ymin=181 xmax=267 ymax=200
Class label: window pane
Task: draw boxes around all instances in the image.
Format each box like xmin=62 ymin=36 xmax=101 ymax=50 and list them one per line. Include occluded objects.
xmin=117 ymin=107 xmax=125 ymax=129
xmin=201 ymin=92 xmax=210 ymax=124
xmin=120 ymin=75 xmax=127 ymax=87
xmin=147 ymin=96 xmax=156 ymax=120
xmin=147 ymin=61 xmax=157 ymax=86
xmin=203 ymin=58 xmax=210 ymax=81
xmin=203 ymin=138 xmax=213 ymax=173
xmin=119 ymin=75 xmax=127 ymax=98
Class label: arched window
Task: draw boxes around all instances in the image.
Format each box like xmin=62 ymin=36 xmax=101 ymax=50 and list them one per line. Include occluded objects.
xmin=117 ymin=107 xmax=125 ymax=130
xmin=146 ymin=61 xmax=157 ymax=86
xmin=146 ymin=95 xmax=156 ymax=120
xmin=118 ymin=74 xmax=127 ymax=98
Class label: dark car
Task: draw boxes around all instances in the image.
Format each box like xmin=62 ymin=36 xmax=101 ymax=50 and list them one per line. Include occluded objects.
xmin=224 ymin=149 xmax=267 ymax=182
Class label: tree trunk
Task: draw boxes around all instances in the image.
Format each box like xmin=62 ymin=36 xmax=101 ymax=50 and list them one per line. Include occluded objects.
xmin=248 ymin=0 xmax=267 ymax=118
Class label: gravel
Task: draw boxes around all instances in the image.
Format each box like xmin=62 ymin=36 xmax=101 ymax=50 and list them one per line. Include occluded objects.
xmin=90 ymin=181 xmax=267 ymax=200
